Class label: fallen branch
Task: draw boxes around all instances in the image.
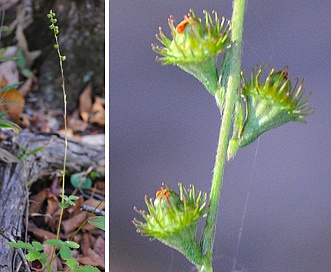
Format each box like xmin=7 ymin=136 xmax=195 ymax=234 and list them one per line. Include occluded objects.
xmin=0 ymin=130 xmax=104 ymax=271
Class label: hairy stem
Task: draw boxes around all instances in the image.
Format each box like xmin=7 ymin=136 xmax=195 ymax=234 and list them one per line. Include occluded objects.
xmin=200 ymin=0 xmax=246 ymax=270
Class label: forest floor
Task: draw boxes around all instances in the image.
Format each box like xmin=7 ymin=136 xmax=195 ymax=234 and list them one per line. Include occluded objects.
xmin=0 ymin=1 xmax=105 ymax=271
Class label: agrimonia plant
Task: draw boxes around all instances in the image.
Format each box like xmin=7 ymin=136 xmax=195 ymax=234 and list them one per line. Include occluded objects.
xmin=8 ymin=11 xmax=102 ymax=272
xmin=133 ymin=1 xmax=313 ymax=271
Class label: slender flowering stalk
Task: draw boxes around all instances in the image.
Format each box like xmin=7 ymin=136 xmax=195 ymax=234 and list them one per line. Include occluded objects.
xmin=134 ymin=2 xmax=313 ymax=271
xmin=200 ymin=1 xmax=246 ymax=265
xmin=47 ymin=9 xmax=67 ymax=240
xmin=47 ymin=10 xmax=68 ymax=268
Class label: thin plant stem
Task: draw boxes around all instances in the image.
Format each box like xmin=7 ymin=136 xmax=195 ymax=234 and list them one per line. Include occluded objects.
xmin=46 ymin=11 xmax=68 ymax=270
xmin=54 ymin=32 xmax=68 ymax=241
xmin=200 ymin=0 xmax=246 ymax=270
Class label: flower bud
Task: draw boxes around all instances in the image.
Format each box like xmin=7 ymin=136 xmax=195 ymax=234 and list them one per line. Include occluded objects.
xmin=134 ymin=183 xmax=206 ymax=237
xmin=239 ymin=67 xmax=313 ymax=147
xmin=152 ymin=10 xmax=230 ymax=95
xmin=133 ymin=183 xmax=207 ymax=266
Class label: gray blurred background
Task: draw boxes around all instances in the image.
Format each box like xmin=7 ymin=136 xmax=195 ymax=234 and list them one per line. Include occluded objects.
xmin=110 ymin=1 xmax=331 ymax=271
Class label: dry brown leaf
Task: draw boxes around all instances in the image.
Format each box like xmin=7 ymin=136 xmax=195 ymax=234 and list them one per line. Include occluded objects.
xmin=0 ymin=76 xmax=25 ymax=124
xmin=82 ymin=222 xmax=97 ymax=232
xmin=57 ymin=128 xmax=74 ymax=138
xmin=89 ymin=96 xmax=105 ymax=126
xmin=93 ymin=236 xmax=105 ymax=258
xmin=29 ymin=188 xmax=50 ymax=214
xmin=62 ymin=212 xmax=89 ymax=234
xmin=45 ymin=194 xmax=59 ymax=224
xmin=48 ymin=206 xmax=62 ymax=231
xmin=80 ymin=232 xmax=90 ymax=256
xmin=49 ymin=173 xmax=62 ymax=196
xmin=89 ymin=235 xmax=96 ymax=246
xmin=28 ymin=222 xmax=57 ymax=241
xmin=0 ymin=88 xmax=24 ymax=123
xmin=79 ymin=82 xmax=93 ymax=122
xmin=77 ymin=248 xmax=105 ymax=270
